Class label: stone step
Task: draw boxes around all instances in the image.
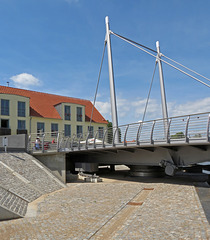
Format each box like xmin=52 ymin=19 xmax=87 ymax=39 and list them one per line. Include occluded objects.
xmin=0 ymin=152 xmax=65 ymax=195
xmin=0 ymin=186 xmax=28 ymax=218
xmin=0 ymin=163 xmax=42 ymax=202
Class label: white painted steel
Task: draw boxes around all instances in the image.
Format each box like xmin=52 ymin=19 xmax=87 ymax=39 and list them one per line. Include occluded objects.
xmin=28 ymin=112 xmax=210 ymax=153
xmin=105 ymin=16 xmax=119 ymax=143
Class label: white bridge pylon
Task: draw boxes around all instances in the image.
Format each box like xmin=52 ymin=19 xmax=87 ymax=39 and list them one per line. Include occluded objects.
xmin=103 ymin=16 xmax=210 ymax=136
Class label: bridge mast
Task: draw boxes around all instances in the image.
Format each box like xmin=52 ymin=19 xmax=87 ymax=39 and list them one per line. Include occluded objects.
xmin=105 ymin=16 xmax=119 ymax=143
xmin=156 ymin=41 xmax=169 ymax=124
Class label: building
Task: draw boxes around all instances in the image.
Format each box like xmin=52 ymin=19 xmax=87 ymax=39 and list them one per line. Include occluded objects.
xmin=0 ymin=86 xmax=107 ymax=139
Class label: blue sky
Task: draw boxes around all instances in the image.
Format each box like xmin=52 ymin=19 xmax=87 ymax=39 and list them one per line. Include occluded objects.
xmin=0 ymin=0 xmax=210 ymax=125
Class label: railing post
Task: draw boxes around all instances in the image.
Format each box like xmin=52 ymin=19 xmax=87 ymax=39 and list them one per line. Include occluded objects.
xmin=42 ymin=134 xmax=45 ymax=153
xmin=136 ymin=122 xmax=142 ymax=145
xmin=103 ymin=129 xmax=108 ymax=148
xmin=71 ymin=135 xmax=76 ymax=151
xmin=207 ymin=114 xmax=210 ymax=142
xmin=27 ymin=135 xmax=31 ymax=153
xmin=150 ymin=121 xmax=156 ymax=144
xmin=124 ymin=125 xmax=129 ymax=146
xmin=78 ymin=134 xmax=82 ymax=151
xmin=65 ymin=137 xmax=70 ymax=149
xmin=185 ymin=117 xmax=190 ymax=143
xmin=112 ymin=128 xmax=118 ymax=147
xmin=85 ymin=132 xmax=90 ymax=150
xmin=93 ymin=131 xmax=98 ymax=149
xmin=166 ymin=119 xmax=172 ymax=144
xmin=56 ymin=132 xmax=60 ymax=152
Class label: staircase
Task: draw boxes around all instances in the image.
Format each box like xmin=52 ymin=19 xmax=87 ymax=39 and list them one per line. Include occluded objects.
xmin=0 ymin=152 xmax=66 ymax=221
xmin=0 ymin=186 xmax=28 ymax=220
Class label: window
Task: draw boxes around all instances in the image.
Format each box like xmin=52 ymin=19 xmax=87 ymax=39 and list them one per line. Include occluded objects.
xmin=1 ymin=99 xmax=9 ymax=116
xmin=18 ymin=101 xmax=26 ymax=117
xmin=51 ymin=123 xmax=58 ymax=136
xmin=65 ymin=105 xmax=71 ymax=121
xmin=77 ymin=125 xmax=83 ymax=138
xmin=77 ymin=107 xmax=82 ymax=122
xmin=18 ymin=120 xmax=26 ymax=130
xmin=98 ymin=127 xmax=104 ymax=139
xmin=1 ymin=119 xmax=9 ymax=128
xmin=64 ymin=124 xmax=71 ymax=137
xmin=88 ymin=126 xmax=94 ymax=138
xmin=37 ymin=122 xmax=45 ymax=134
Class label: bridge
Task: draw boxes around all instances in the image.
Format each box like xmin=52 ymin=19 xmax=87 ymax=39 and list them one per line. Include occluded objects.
xmin=28 ymin=111 xmax=210 ymax=177
xmin=28 ymin=17 xmax=210 ymax=178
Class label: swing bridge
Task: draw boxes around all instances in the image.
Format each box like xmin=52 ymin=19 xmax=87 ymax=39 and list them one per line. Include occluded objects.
xmin=29 ymin=17 xmax=210 ymax=177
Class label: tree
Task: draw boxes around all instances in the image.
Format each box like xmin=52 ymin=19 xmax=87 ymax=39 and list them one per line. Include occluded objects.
xmin=171 ymin=132 xmax=185 ymax=139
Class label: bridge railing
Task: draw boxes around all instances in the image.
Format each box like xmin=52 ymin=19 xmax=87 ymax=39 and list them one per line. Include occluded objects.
xmin=28 ymin=112 xmax=210 ymax=153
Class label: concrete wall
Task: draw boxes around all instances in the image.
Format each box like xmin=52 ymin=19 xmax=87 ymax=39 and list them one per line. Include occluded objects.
xmin=0 ymin=134 xmax=27 ymax=152
xmin=34 ymin=152 xmax=66 ymax=183
xmin=0 ymin=206 xmax=21 ymax=221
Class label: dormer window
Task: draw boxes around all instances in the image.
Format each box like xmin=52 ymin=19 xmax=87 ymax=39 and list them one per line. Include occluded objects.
xmin=65 ymin=105 xmax=71 ymax=121
xmin=77 ymin=107 xmax=82 ymax=122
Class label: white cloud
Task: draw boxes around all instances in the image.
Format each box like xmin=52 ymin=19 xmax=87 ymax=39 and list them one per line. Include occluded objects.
xmin=95 ymin=97 xmax=210 ymax=125
xmin=169 ymin=97 xmax=210 ymax=117
xmin=10 ymin=73 xmax=41 ymax=88
xmin=95 ymin=101 xmax=111 ymax=119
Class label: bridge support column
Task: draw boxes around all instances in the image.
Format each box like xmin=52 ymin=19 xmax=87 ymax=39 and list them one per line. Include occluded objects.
xmin=156 ymin=41 xmax=168 ymax=134
xmin=105 ymin=16 xmax=119 ymax=143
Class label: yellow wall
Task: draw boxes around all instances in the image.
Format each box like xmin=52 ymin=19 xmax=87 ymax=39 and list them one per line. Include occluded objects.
xmin=30 ymin=102 xmax=107 ymax=139
xmin=0 ymin=93 xmax=107 ymax=138
xmin=0 ymin=94 xmax=30 ymax=135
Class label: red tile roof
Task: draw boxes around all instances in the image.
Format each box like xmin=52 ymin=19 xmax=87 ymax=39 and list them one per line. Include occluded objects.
xmin=0 ymin=86 xmax=107 ymax=124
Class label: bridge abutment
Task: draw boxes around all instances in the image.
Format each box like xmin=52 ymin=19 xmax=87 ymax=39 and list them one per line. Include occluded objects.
xmin=33 ymin=152 xmax=66 ymax=183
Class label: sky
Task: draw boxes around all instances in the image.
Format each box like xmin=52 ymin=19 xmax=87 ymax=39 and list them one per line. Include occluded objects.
xmin=0 ymin=0 xmax=210 ymax=125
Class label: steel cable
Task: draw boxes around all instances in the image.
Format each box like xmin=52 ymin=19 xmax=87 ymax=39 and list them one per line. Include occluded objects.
xmin=111 ymin=31 xmax=210 ymax=88
xmin=142 ymin=61 xmax=157 ymax=122
xmin=89 ymin=41 xmax=107 ymax=127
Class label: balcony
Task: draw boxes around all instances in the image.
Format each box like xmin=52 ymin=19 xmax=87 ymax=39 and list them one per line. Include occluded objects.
xmin=0 ymin=128 xmax=11 ymax=136
xmin=17 ymin=129 xmax=28 ymax=135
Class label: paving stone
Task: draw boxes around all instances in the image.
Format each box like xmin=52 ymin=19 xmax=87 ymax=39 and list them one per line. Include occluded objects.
xmin=0 ymin=153 xmax=64 ymax=194
xmin=0 ymin=180 xmax=209 ymax=239
xmin=0 ymin=186 xmax=28 ymax=217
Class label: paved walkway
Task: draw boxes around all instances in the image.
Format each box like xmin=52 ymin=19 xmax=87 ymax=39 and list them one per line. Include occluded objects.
xmin=0 ymin=173 xmax=209 ymax=240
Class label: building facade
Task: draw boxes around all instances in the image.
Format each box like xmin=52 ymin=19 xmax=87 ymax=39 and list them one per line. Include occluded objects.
xmin=0 ymin=86 xmax=107 ymax=139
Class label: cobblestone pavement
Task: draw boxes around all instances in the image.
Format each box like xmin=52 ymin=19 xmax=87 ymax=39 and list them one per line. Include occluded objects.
xmin=0 ymin=173 xmax=209 ymax=240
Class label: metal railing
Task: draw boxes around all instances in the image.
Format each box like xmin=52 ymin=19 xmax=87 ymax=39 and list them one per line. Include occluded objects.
xmin=28 ymin=112 xmax=210 ymax=153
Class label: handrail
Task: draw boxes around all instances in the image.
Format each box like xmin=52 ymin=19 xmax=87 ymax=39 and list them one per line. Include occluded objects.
xmin=28 ymin=111 xmax=210 ymax=153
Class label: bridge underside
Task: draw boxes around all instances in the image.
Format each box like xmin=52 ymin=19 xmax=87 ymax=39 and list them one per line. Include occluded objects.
xmin=66 ymin=144 xmax=210 ymax=176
